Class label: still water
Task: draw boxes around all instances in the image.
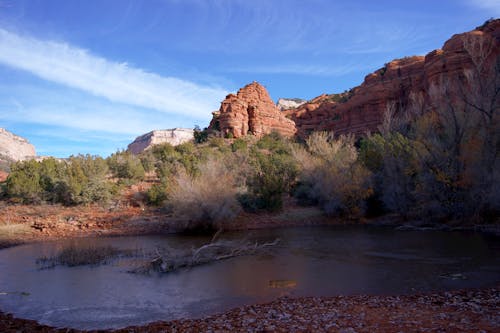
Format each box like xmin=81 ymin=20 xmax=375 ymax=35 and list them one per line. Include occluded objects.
xmin=0 ymin=226 xmax=498 ymax=329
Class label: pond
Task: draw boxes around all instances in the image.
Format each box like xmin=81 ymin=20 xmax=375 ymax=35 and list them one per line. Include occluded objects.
xmin=0 ymin=226 xmax=498 ymax=330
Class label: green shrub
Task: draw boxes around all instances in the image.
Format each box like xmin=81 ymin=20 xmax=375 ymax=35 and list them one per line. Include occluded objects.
xmin=255 ymin=132 xmax=290 ymax=154
xmin=231 ymin=138 xmax=247 ymax=152
xmin=208 ymin=137 xmax=225 ymax=148
xmin=107 ymin=151 xmax=145 ymax=182
xmin=6 ymin=160 xmax=42 ymax=203
xmin=6 ymin=155 xmax=113 ymax=206
xmin=146 ymin=183 xmax=168 ymax=206
xmin=194 ymin=126 xmax=209 ymax=143
xmin=244 ymin=151 xmax=298 ymax=212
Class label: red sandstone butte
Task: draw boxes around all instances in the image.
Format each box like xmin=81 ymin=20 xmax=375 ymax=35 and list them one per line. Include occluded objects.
xmin=209 ymin=82 xmax=296 ymax=138
xmin=288 ymin=19 xmax=500 ymax=137
xmin=208 ymin=20 xmax=499 ymax=139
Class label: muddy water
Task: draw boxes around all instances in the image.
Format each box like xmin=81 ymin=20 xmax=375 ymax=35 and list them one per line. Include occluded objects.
xmin=0 ymin=226 xmax=498 ymax=329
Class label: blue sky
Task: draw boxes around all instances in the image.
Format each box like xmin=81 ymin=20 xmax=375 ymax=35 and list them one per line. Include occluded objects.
xmin=0 ymin=0 xmax=498 ymax=157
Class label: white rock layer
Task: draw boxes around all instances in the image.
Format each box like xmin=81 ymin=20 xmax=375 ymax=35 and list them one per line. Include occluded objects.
xmin=127 ymin=128 xmax=194 ymax=154
xmin=0 ymin=128 xmax=36 ymax=161
xmin=276 ymin=98 xmax=306 ymax=111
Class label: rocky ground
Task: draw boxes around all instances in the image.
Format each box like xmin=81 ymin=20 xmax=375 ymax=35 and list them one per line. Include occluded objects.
xmin=0 ymin=286 xmax=498 ymax=332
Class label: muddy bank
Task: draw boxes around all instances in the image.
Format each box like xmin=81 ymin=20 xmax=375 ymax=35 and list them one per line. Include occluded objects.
xmin=1 ymin=202 xmax=498 ymax=251
xmin=0 ymin=203 xmax=339 ymax=250
xmin=0 ymin=286 xmax=498 ymax=332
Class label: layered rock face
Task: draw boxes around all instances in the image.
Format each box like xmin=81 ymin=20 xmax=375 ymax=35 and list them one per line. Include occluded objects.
xmin=288 ymin=19 xmax=500 ymax=137
xmin=277 ymin=98 xmax=307 ymax=110
xmin=127 ymin=128 xmax=194 ymax=154
xmin=209 ymin=82 xmax=296 ymax=138
xmin=0 ymin=128 xmax=36 ymax=161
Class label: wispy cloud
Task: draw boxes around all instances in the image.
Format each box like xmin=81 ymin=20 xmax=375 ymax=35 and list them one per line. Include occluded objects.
xmin=466 ymin=0 xmax=500 ymax=15
xmin=0 ymin=28 xmax=228 ymax=118
xmin=226 ymin=63 xmax=380 ymax=76
xmin=0 ymin=92 xmax=192 ymax=136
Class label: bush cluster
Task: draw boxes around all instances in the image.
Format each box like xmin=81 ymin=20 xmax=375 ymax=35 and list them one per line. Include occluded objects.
xmin=5 ymin=155 xmax=112 ymax=205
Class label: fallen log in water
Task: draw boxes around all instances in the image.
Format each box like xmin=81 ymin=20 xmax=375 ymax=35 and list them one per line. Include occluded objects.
xmin=129 ymin=237 xmax=280 ymax=274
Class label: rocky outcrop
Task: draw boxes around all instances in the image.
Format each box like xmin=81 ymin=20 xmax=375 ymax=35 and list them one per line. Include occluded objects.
xmin=127 ymin=128 xmax=194 ymax=154
xmin=288 ymin=19 xmax=500 ymax=137
xmin=0 ymin=128 xmax=36 ymax=161
xmin=209 ymin=82 xmax=296 ymax=138
xmin=277 ymin=98 xmax=306 ymax=111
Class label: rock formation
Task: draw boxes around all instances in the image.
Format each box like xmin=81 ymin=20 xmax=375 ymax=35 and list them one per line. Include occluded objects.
xmin=127 ymin=128 xmax=194 ymax=154
xmin=277 ymin=98 xmax=307 ymax=111
xmin=209 ymin=82 xmax=296 ymax=138
xmin=288 ymin=19 xmax=500 ymax=137
xmin=0 ymin=128 xmax=36 ymax=161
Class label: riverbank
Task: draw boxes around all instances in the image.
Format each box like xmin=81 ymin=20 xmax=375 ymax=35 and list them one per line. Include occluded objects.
xmin=0 ymin=285 xmax=498 ymax=332
xmin=0 ymin=202 xmax=340 ymax=250
xmin=1 ymin=201 xmax=499 ymax=251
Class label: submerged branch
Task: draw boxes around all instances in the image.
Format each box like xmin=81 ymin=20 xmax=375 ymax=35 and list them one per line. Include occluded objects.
xmin=129 ymin=238 xmax=280 ymax=274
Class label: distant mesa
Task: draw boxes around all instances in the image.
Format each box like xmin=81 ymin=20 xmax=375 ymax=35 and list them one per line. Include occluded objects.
xmin=127 ymin=128 xmax=194 ymax=154
xmin=276 ymin=98 xmax=307 ymax=111
xmin=0 ymin=128 xmax=36 ymax=162
xmin=208 ymin=82 xmax=296 ymax=138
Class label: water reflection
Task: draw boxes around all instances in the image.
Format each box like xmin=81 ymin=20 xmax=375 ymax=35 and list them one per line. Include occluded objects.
xmin=0 ymin=226 xmax=498 ymax=329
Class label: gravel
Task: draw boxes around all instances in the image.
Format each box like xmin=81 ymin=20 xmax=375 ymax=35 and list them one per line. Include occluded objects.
xmin=1 ymin=286 xmax=498 ymax=332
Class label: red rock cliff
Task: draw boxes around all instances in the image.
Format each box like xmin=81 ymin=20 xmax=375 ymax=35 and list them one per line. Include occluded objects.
xmin=209 ymin=82 xmax=296 ymax=138
xmin=288 ymin=19 xmax=500 ymax=137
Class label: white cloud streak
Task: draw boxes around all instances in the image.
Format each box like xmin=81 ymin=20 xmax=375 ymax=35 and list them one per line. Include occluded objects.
xmin=467 ymin=0 xmax=500 ymax=14
xmin=226 ymin=63 xmax=380 ymax=76
xmin=1 ymin=99 xmax=181 ymax=136
xmin=0 ymin=28 xmax=228 ymax=117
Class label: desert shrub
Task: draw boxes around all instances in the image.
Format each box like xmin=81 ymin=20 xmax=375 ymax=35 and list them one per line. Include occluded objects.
xmin=231 ymin=138 xmax=248 ymax=152
xmin=175 ymin=142 xmax=195 ymax=155
xmin=151 ymin=143 xmax=178 ymax=162
xmin=6 ymin=159 xmax=43 ymax=203
xmin=146 ymin=182 xmax=169 ymax=206
xmin=168 ymin=158 xmax=241 ymax=232
xmin=139 ymin=150 xmax=156 ymax=173
xmin=6 ymin=155 xmax=113 ymax=206
xmin=208 ymin=137 xmax=225 ymax=148
xmin=107 ymin=150 xmax=145 ymax=183
xmin=359 ymin=133 xmax=419 ymax=216
xmin=293 ymin=132 xmax=372 ymax=217
xmin=410 ymin=106 xmax=499 ymax=220
xmin=176 ymin=142 xmax=201 ymax=176
xmin=242 ymin=150 xmax=298 ymax=212
xmin=255 ymin=132 xmax=290 ymax=154
xmin=148 ymin=142 xmax=204 ymax=178
xmin=56 ymin=155 xmax=112 ymax=205
xmin=194 ymin=125 xmax=209 ymax=143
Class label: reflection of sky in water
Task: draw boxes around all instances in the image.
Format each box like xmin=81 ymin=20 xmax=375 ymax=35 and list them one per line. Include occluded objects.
xmin=0 ymin=227 xmax=498 ymax=330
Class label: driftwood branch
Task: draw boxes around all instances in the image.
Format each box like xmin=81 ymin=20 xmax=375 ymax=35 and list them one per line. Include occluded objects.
xmin=129 ymin=237 xmax=280 ymax=274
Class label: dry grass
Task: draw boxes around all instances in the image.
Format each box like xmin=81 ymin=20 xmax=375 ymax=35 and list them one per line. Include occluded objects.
xmin=169 ymin=158 xmax=242 ymax=231
xmin=36 ymin=245 xmax=133 ymax=268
